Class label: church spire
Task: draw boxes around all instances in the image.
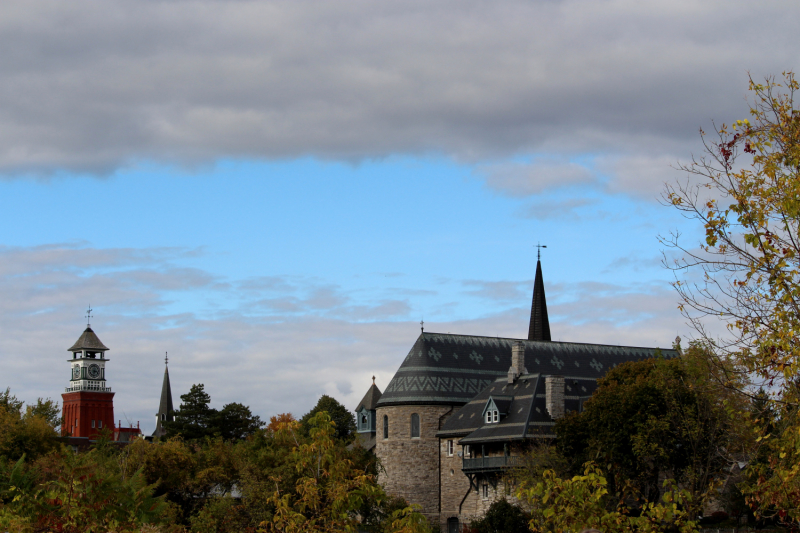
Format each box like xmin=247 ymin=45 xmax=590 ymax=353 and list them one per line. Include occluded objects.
xmin=527 ymin=257 xmax=551 ymax=341
xmin=152 ymin=353 xmax=174 ymax=438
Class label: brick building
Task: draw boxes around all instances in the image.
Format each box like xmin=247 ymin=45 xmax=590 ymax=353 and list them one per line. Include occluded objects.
xmin=359 ymin=259 xmax=677 ymax=531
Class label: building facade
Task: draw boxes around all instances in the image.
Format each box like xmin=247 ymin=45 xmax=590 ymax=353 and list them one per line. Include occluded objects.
xmin=365 ymin=260 xmax=677 ymax=530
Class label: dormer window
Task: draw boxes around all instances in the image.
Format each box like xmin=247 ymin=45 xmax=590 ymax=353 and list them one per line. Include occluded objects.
xmin=482 ymin=396 xmax=511 ymax=425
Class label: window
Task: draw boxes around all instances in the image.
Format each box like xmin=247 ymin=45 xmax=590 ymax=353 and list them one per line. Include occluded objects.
xmin=482 ymin=483 xmax=489 ymax=499
xmin=447 ymin=439 xmax=454 ymax=456
xmin=485 ymin=409 xmax=499 ymax=423
xmin=99 ymin=420 xmax=102 ymax=428
xmin=383 ymin=415 xmax=388 ymax=439
xmin=463 ymin=445 xmax=470 ymax=457
xmin=410 ymin=413 xmax=420 ymax=438
xmin=91 ymin=420 xmax=95 ymax=428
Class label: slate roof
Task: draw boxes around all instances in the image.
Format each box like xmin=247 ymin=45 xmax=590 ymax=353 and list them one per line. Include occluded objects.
xmin=438 ymin=373 xmax=598 ymax=443
xmin=356 ymin=383 xmax=382 ymax=412
xmin=376 ymin=332 xmax=677 ymax=408
xmin=68 ymin=327 xmax=109 ymax=352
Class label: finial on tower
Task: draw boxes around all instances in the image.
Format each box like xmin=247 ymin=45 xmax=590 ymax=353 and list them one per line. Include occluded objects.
xmin=372 ymin=375 xmax=376 ymax=385
xmin=536 ymin=242 xmax=547 ymax=261
xmin=86 ymin=306 xmax=93 ymax=327
xmin=165 ymin=352 xmax=169 ymax=366
xmin=420 ymin=319 xmax=424 ymax=332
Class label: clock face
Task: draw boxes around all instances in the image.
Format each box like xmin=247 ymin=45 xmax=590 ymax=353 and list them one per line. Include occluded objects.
xmin=72 ymin=366 xmax=80 ymax=379
xmin=87 ymin=364 xmax=101 ymax=379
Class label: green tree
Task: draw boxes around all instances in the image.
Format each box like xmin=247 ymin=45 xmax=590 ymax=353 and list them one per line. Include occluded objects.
xmin=166 ymin=383 xmax=218 ymax=440
xmin=261 ymin=411 xmax=429 ymax=533
xmin=662 ymin=72 xmax=800 ymax=522
xmin=0 ymin=389 xmax=59 ymax=461
xmin=299 ymin=394 xmax=356 ymax=442
xmin=554 ymin=347 xmax=743 ymax=514
xmin=213 ymin=402 xmax=264 ymax=441
xmin=469 ymin=499 xmax=529 ymax=533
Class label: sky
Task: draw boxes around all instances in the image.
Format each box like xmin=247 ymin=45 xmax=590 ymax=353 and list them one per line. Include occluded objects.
xmin=2 ymin=0 xmax=798 ymax=434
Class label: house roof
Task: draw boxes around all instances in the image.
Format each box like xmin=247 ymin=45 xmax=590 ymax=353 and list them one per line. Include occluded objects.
xmin=376 ymin=331 xmax=676 ymax=408
xmin=67 ymin=327 xmax=109 ymax=352
xmin=356 ymin=383 xmax=383 ymax=412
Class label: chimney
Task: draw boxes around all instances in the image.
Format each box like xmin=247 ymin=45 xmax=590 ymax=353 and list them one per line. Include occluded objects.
xmin=508 ymin=341 xmax=528 ymax=383
xmin=545 ymin=376 xmax=565 ymax=419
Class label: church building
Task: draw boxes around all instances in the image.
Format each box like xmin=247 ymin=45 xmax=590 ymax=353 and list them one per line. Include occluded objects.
xmin=359 ymin=258 xmax=677 ymax=531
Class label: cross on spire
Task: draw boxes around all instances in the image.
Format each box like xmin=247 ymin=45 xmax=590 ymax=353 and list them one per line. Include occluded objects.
xmin=536 ymin=242 xmax=547 ymax=261
xmin=86 ymin=306 xmax=93 ymax=327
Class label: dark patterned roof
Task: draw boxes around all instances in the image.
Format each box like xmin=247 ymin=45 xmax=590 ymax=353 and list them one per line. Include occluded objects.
xmin=437 ymin=374 xmax=598 ymax=443
xmin=67 ymin=327 xmax=109 ymax=352
xmin=376 ymin=332 xmax=676 ymax=407
xmin=356 ymin=383 xmax=382 ymax=412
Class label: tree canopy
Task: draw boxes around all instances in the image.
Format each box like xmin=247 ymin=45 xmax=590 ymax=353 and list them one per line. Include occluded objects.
xmin=165 ymin=384 xmax=264 ymax=442
xmin=299 ymin=394 xmax=356 ymax=442
xmin=662 ymin=72 xmax=800 ymax=522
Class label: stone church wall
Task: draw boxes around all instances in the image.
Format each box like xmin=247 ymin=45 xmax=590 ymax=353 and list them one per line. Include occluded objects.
xmin=439 ymin=438 xmax=473 ymax=530
xmin=375 ymin=405 xmax=456 ymax=521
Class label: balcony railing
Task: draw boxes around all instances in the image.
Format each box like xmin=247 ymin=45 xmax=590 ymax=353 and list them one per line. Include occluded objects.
xmin=462 ymin=455 xmax=524 ymax=473
xmin=65 ymin=383 xmax=112 ymax=393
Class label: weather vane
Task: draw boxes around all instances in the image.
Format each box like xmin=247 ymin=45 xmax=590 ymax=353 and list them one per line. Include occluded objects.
xmin=536 ymin=242 xmax=547 ymax=260
xmin=86 ymin=306 xmax=93 ymax=327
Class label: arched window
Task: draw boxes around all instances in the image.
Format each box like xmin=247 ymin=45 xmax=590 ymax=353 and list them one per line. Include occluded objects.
xmin=410 ymin=413 xmax=420 ymax=438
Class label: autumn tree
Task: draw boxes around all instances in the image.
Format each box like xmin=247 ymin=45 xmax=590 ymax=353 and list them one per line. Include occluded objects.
xmin=663 ymin=72 xmax=800 ymax=522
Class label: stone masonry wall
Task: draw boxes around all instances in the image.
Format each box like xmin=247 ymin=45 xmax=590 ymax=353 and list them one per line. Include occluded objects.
xmin=439 ymin=438 xmax=473 ymax=531
xmin=375 ymin=405 xmax=455 ymax=521
xmin=460 ymin=475 xmax=525 ymax=525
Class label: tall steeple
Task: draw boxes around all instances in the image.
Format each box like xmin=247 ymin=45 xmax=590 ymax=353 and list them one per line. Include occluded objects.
xmin=152 ymin=353 xmax=174 ymax=438
xmin=527 ymin=257 xmax=551 ymax=342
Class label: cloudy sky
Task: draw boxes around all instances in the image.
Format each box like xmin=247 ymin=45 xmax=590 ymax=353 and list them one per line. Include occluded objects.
xmin=2 ymin=0 xmax=797 ymax=433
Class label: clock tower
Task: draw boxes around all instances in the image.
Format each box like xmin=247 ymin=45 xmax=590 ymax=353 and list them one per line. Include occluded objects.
xmin=61 ymin=311 xmax=115 ymax=439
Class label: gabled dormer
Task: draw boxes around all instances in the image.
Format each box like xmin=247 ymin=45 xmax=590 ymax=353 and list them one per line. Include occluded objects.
xmin=482 ymin=395 xmax=512 ymax=424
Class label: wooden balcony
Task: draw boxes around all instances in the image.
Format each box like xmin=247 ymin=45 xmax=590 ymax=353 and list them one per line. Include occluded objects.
xmin=462 ymin=455 xmax=524 ymax=473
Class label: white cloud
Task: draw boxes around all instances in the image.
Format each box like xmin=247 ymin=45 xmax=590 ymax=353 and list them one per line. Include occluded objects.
xmin=0 ymin=242 xmax=729 ymax=433
xmin=0 ymin=0 xmax=796 ymax=177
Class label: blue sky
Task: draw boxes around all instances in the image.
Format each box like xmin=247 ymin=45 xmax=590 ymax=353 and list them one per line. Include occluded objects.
xmin=1 ymin=0 xmax=797 ymax=432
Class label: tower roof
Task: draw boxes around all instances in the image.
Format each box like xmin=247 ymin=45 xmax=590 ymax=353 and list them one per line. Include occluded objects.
xmin=153 ymin=364 xmax=174 ymax=438
xmin=356 ymin=383 xmax=382 ymax=412
xmin=67 ymin=327 xmax=109 ymax=352
xmin=527 ymin=259 xmax=551 ymax=342
xmin=158 ymin=366 xmax=174 ymax=417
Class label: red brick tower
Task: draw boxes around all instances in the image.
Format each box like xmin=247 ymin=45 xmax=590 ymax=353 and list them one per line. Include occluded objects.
xmin=61 ymin=311 xmax=115 ymax=439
